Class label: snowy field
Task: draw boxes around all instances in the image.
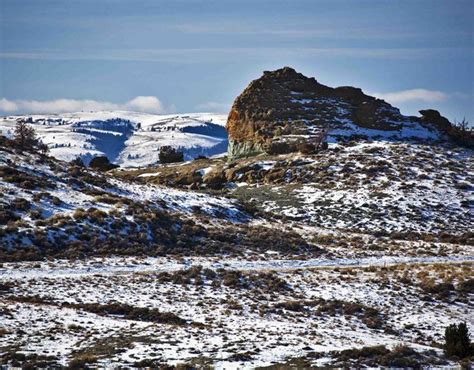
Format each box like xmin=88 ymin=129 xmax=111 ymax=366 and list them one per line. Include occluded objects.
xmin=0 ymin=112 xmax=228 ymax=167
xmin=0 ymin=113 xmax=472 ymax=367
xmin=0 ymin=255 xmax=472 ymax=367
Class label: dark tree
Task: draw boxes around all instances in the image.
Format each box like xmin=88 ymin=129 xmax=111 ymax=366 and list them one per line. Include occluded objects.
xmin=37 ymin=140 xmax=49 ymax=155
xmin=13 ymin=119 xmax=38 ymax=149
xmin=445 ymin=322 xmax=471 ymax=358
xmin=70 ymin=156 xmax=85 ymax=167
xmin=89 ymin=156 xmax=118 ymax=171
xmin=159 ymin=146 xmax=184 ymax=164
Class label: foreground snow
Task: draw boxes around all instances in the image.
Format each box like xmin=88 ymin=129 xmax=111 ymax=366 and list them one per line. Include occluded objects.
xmin=1 ymin=255 xmax=472 ymax=367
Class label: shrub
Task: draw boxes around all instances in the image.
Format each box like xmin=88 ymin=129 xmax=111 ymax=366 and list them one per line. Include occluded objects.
xmin=448 ymin=119 xmax=474 ymax=149
xmin=0 ymin=208 xmax=19 ymax=224
xmin=70 ymin=157 xmax=85 ymax=167
xmin=71 ymin=302 xmax=187 ymax=325
xmin=89 ymin=156 xmax=118 ymax=171
xmin=421 ymin=281 xmax=455 ymax=297
xmin=457 ymin=279 xmax=474 ymax=294
xmin=445 ymin=322 xmax=471 ymax=358
xmin=159 ymin=146 xmax=184 ymax=164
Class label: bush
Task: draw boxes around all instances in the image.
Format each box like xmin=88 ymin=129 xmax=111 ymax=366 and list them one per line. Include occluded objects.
xmin=457 ymin=279 xmax=474 ymax=294
xmin=70 ymin=157 xmax=85 ymax=167
xmin=89 ymin=156 xmax=118 ymax=171
xmin=445 ymin=322 xmax=471 ymax=358
xmin=159 ymin=146 xmax=184 ymax=164
xmin=0 ymin=208 xmax=19 ymax=224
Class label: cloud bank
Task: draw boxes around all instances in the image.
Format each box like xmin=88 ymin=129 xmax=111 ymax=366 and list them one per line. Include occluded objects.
xmin=0 ymin=96 xmax=172 ymax=115
xmin=373 ymin=89 xmax=448 ymax=104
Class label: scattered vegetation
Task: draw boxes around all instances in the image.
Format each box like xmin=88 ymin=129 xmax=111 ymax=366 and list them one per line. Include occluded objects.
xmin=445 ymin=322 xmax=472 ymax=358
xmin=159 ymin=145 xmax=184 ymax=164
xmin=157 ymin=266 xmax=290 ymax=293
xmin=334 ymin=344 xmax=446 ymax=367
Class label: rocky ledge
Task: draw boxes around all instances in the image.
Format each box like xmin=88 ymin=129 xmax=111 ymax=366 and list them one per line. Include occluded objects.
xmin=226 ymin=67 xmax=461 ymax=159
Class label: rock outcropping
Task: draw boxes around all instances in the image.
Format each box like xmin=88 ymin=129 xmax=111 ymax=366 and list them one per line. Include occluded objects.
xmin=226 ymin=67 xmax=447 ymax=159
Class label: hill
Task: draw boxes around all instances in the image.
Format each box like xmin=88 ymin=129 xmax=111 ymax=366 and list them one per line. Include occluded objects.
xmin=0 ymin=69 xmax=472 ymax=368
xmin=0 ymin=112 xmax=228 ymax=167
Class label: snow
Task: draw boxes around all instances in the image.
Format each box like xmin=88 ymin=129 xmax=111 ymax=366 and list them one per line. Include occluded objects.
xmin=1 ymin=254 xmax=471 ymax=367
xmin=0 ymin=111 xmax=228 ymax=167
xmin=1 ymin=255 xmax=472 ymax=280
xmin=329 ymin=119 xmax=442 ymax=141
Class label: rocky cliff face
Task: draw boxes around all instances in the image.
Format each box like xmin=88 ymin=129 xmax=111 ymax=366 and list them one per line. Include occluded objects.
xmin=226 ymin=67 xmax=447 ymax=159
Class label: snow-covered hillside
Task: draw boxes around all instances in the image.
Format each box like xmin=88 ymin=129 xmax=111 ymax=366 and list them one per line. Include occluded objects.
xmin=0 ymin=111 xmax=228 ymax=167
xmin=0 ymin=128 xmax=472 ymax=368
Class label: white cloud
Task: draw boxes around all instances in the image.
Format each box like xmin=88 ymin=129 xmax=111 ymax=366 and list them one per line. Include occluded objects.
xmin=0 ymin=96 xmax=173 ymax=115
xmin=0 ymin=98 xmax=18 ymax=112
xmin=195 ymin=101 xmax=230 ymax=113
xmin=373 ymin=89 xmax=448 ymax=104
xmin=125 ymin=96 xmax=164 ymax=113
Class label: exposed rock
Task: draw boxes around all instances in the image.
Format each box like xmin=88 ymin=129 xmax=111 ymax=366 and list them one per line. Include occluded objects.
xmin=420 ymin=109 xmax=473 ymax=148
xmin=226 ymin=67 xmax=444 ymax=159
xmin=419 ymin=109 xmax=454 ymax=133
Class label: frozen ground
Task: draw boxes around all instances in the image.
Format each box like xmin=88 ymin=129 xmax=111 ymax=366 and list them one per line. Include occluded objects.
xmin=0 ymin=115 xmax=472 ymax=367
xmin=228 ymin=141 xmax=473 ymax=234
xmin=0 ymin=255 xmax=472 ymax=367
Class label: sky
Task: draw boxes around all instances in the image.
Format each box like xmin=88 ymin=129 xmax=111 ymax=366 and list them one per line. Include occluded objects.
xmin=0 ymin=0 xmax=473 ymax=123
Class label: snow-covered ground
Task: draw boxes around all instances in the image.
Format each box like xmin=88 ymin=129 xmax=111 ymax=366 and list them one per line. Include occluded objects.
xmin=0 ymin=112 xmax=228 ymax=167
xmin=0 ymin=145 xmax=243 ymax=222
xmin=0 ymin=114 xmax=472 ymax=367
xmin=1 ymin=255 xmax=472 ymax=367
xmin=228 ymin=141 xmax=473 ymax=234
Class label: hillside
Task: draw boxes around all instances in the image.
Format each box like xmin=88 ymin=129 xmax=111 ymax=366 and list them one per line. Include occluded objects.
xmin=0 ymin=69 xmax=473 ymax=367
xmin=0 ymin=112 xmax=228 ymax=167
xmin=121 ymin=140 xmax=472 ymax=238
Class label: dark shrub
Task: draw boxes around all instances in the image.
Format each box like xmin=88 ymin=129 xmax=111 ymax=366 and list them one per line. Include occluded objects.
xmin=445 ymin=322 xmax=471 ymax=358
xmin=159 ymin=146 xmax=184 ymax=164
xmin=89 ymin=156 xmax=118 ymax=171
xmin=421 ymin=281 xmax=455 ymax=297
xmin=457 ymin=279 xmax=474 ymax=294
xmin=296 ymin=141 xmax=317 ymax=155
xmin=70 ymin=157 xmax=85 ymax=167
xmin=72 ymin=302 xmax=187 ymax=325
xmin=0 ymin=208 xmax=19 ymax=224
xmin=10 ymin=198 xmax=31 ymax=212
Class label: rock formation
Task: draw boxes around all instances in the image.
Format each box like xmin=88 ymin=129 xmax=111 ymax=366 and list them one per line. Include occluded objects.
xmin=226 ymin=67 xmax=450 ymax=159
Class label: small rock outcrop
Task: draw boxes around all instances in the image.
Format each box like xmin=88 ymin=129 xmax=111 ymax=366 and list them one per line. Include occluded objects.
xmin=226 ymin=67 xmax=446 ymax=159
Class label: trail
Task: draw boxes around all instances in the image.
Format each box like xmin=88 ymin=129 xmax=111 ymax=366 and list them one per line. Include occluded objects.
xmin=1 ymin=255 xmax=472 ymax=280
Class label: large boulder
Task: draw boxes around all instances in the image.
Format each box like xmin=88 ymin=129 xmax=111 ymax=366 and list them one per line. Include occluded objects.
xmin=419 ymin=109 xmax=452 ymax=132
xmin=226 ymin=67 xmax=443 ymax=159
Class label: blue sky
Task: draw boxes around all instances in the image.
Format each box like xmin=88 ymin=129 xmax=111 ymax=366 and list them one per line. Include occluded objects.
xmin=1 ymin=0 xmax=473 ymax=122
